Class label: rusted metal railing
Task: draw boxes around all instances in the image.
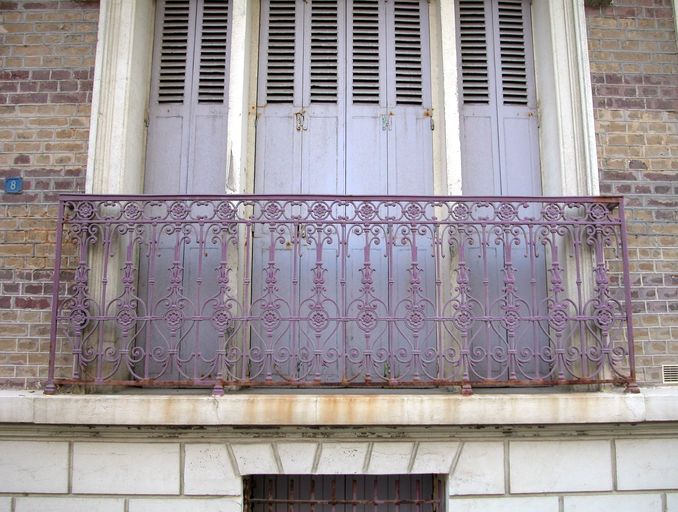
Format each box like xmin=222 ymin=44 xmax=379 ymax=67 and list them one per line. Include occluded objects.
xmin=46 ymin=195 xmax=637 ymax=394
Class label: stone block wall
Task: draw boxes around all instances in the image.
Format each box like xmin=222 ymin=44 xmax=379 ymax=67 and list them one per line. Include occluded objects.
xmin=0 ymin=0 xmax=97 ymax=387
xmin=1 ymin=431 xmax=678 ymax=511
xmin=586 ymin=0 xmax=678 ymax=383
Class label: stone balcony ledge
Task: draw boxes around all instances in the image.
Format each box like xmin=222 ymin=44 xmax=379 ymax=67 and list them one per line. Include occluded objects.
xmin=1 ymin=387 xmax=678 ymax=426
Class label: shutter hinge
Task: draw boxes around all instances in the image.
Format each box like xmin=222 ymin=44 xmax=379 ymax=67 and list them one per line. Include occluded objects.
xmin=144 ymin=109 xmax=149 ymax=128
xmin=381 ymin=113 xmax=392 ymax=131
xmin=295 ymin=110 xmax=308 ymax=131
xmin=425 ymin=109 xmax=434 ymax=130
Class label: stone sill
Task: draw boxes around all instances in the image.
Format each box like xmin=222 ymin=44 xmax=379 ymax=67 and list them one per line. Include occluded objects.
xmin=1 ymin=387 xmax=678 ymax=426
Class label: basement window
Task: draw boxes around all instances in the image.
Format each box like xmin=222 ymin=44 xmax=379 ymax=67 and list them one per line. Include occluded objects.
xmin=245 ymin=475 xmax=445 ymax=512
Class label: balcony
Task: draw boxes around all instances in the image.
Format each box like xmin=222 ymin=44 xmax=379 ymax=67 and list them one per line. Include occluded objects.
xmin=47 ymin=195 xmax=637 ymax=394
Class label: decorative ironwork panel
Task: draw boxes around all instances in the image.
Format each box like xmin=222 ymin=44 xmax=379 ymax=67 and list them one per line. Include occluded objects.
xmin=47 ymin=195 xmax=637 ymax=394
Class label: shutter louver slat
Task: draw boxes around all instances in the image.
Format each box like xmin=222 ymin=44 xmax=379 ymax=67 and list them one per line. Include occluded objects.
xmin=352 ymin=0 xmax=380 ymax=104
xmin=266 ymin=0 xmax=297 ymax=103
xmin=198 ymin=0 xmax=230 ymax=103
xmin=459 ymin=0 xmax=489 ymax=104
xmin=158 ymin=0 xmax=191 ymax=103
xmin=498 ymin=0 xmax=528 ymax=105
xmin=310 ymin=0 xmax=339 ymax=103
xmin=394 ymin=0 xmax=423 ymax=105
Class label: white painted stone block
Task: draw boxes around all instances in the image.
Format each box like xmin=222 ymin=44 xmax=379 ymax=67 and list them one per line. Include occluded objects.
xmin=366 ymin=442 xmax=414 ymax=474
xmin=0 ymin=498 xmax=10 ymax=512
xmin=15 ymin=497 xmax=125 ymax=512
xmin=411 ymin=442 xmax=459 ymax=474
xmin=72 ymin=442 xmax=180 ymax=494
xmin=564 ymin=494 xmax=662 ymax=512
xmin=184 ymin=444 xmax=241 ymax=496
xmin=0 ymin=441 xmax=69 ymax=493
xmin=128 ymin=498 xmax=241 ymax=512
xmin=231 ymin=443 xmax=279 ymax=475
xmin=667 ymin=493 xmax=678 ymax=512
xmin=449 ymin=497 xmax=558 ymax=512
xmin=277 ymin=442 xmax=318 ymax=474
xmin=316 ymin=443 xmax=369 ymax=474
xmin=509 ymin=440 xmax=613 ymax=493
xmin=449 ymin=442 xmax=505 ymax=495
xmin=616 ymin=439 xmax=678 ymax=490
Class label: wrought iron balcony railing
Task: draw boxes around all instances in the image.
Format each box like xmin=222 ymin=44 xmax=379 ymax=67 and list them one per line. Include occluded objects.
xmin=47 ymin=195 xmax=637 ymax=394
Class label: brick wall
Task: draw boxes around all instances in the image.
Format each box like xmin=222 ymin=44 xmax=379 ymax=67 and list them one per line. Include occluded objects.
xmin=1 ymin=0 xmax=676 ymax=389
xmin=586 ymin=0 xmax=678 ymax=383
xmin=0 ymin=0 xmax=98 ymax=387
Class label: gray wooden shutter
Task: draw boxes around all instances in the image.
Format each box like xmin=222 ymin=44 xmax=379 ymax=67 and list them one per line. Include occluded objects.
xmin=497 ymin=0 xmax=529 ymax=106
xmin=351 ymin=0 xmax=381 ymax=104
xmin=264 ymin=0 xmax=298 ymax=104
xmin=146 ymin=0 xmax=232 ymax=195
xmin=393 ymin=0 xmax=424 ymax=105
xmin=198 ymin=0 xmax=230 ymax=103
xmin=310 ymin=0 xmax=339 ymax=103
xmin=458 ymin=0 xmax=545 ymax=382
xmin=458 ymin=0 xmax=539 ymax=196
xmin=387 ymin=0 xmax=432 ymax=195
xmin=302 ymin=0 xmax=345 ymax=193
xmin=156 ymin=0 xmax=191 ymax=104
xmin=255 ymin=0 xmax=304 ymax=193
xmin=458 ymin=0 xmax=490 ymax=104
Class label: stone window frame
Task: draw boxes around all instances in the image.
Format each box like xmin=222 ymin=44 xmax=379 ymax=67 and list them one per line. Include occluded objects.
xmin=86 ymin=0 xmax=599 ymax=199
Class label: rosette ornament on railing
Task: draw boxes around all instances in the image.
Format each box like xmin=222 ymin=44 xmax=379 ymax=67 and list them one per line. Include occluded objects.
xmin=46 ymin=195 xmax=637 ymax=394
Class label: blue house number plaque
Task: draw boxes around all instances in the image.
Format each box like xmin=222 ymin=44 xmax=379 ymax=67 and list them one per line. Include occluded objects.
xmin=4 ymin=177 xmax=23 ymax=194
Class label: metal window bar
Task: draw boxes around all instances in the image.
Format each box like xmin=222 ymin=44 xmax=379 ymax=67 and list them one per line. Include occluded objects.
xmin=46 ymin=194 xmax=638 ymax=394
xmin=246 ymin=475 xmax=444 ymax=512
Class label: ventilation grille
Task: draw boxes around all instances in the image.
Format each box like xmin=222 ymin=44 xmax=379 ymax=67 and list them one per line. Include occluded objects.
xmin=198 ymin=0 xmax=229 ymax=103
xmin=458 ymin=0 xmax=489 ymax=104
xmin=352 ymin=0 xmax=380 ymax=104
xmin=498 ymin=0 xmax=528 ymax=105
xmin=310 ymin=0 xmax=339 ymax=103
xmin=663 ymin=365 xmax=678 ymax=384
xmin=266 ymin=0 xmax=296 ymax=103
xmin=394 ymin=0 xmax=423 ymax=105
xmin=157 ymin=0 xmax=191 ymax=103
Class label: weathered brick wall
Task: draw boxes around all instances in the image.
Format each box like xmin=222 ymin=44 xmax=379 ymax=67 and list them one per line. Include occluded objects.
xmin=1 ymin=0 xmax=676 ymax=389
xmin=586 ymin=0 xmax=678 ymax=383
xmin=0 ymin=0 xmax=98 ymax=387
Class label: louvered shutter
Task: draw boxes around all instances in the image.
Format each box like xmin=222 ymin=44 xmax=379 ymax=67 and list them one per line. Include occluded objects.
xmin=387 ymin=0 xmax=432 ymax=195
xmin=256 ymin=0 xmax=432 ymax=196
xmin=393 ymin=0 xmax=424 ymax=105
xmin=345 ymin=0 xmax=388 ymax=194
xmin=458 ymin=0 xmax=540 ymax=196
xmin=351 ymin=0 xmax=381 ymax=104
xmin=458 ymin=0 xmax=547 ymax=381
xmin=198 ymin=0 xmax=231 ymax=103
xmin=145 ymin=0 xmax=232 ymax=195
xmin=309 ymin=0 xmax=340 ymax=103
xmin=255 ymin=0 xmax=304 ymax=193
xmin=301 ymin=0 xmax=345 ymax=194
xmin=141 ymin=0 xmax=233 ymax=382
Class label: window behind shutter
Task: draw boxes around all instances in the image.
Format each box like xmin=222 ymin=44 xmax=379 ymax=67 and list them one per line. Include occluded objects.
xmin=198 ymin=0 xmax=230 ymax=103
xmin=351 ymin=0 xmax=381 ymax=104
xmin=497 ymin=0 xmax=528 ymax=105
xmin=265 ymin=0 xmax=297 ymax=103
xmin=458 ymin=0 xmax=489 ymax=104
xmin=394 ymin=0 xmax=423 ymax=105
xmin=157 ymin=0 xmax=191 ymax=103
xmin=310 ymin=0 xmax=339 ymax=103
